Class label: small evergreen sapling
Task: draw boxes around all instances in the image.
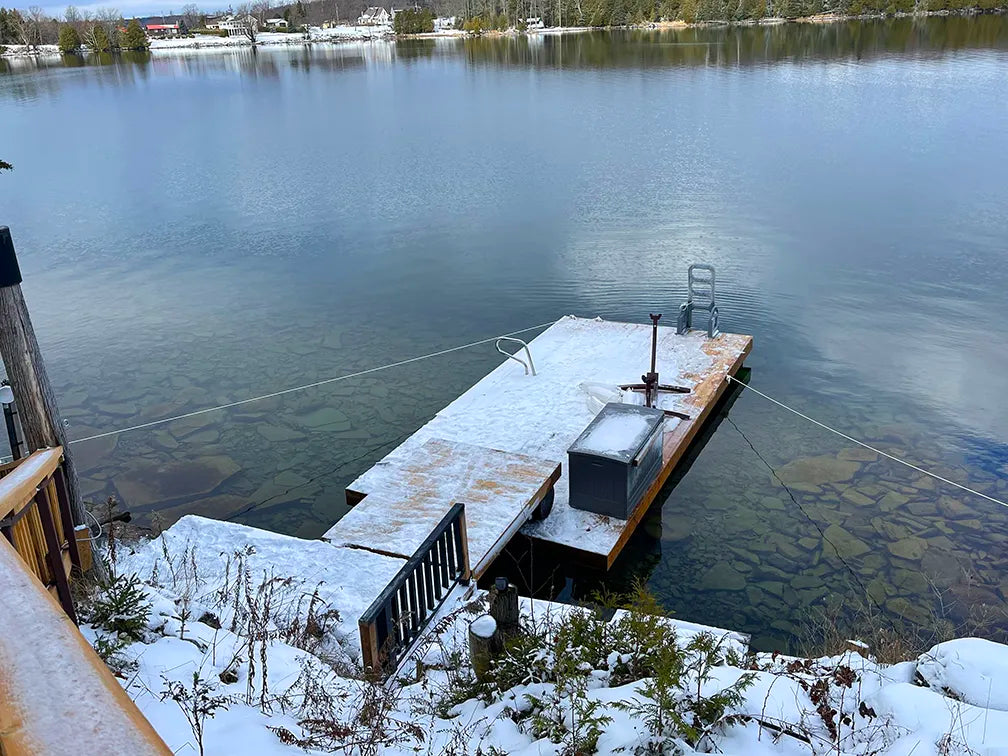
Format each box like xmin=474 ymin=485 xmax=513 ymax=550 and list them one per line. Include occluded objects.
xmin=161 ymin=671 xmax=231 ymax=756
xmin=87 ymin=571 xmax=152 ymax=640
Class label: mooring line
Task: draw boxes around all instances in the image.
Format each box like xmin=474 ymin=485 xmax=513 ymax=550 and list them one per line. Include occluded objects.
xmin=726 ymin=375 xmax=1008 ymax=509
xmin=68 ymin=321 xmax=556 ymax=445
xmin=725 ymin=416 xmax=894 ymax=625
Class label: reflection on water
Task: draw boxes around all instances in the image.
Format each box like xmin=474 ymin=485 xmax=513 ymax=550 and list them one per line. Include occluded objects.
xmin=1 ymin=16 xmax=1007 ymax=648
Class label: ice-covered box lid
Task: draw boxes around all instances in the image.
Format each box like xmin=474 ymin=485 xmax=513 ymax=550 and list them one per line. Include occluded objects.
xmin=568 ymin=402 xmax=666 ymax=463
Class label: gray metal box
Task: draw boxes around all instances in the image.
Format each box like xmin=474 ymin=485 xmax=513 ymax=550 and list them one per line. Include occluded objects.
xmin=567 ymin=403 xmax=666 ymax=520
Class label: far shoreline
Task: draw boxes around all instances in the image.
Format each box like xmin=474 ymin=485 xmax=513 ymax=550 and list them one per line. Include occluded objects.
xmin=1 ymin=8 xmax=1004 ymax=60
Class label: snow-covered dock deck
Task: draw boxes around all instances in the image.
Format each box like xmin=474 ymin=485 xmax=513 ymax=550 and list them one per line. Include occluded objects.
xmin=326 ymin=315 xmax=752 ymax=569
xmin=326 ymin=438 xmax=559 ymax=578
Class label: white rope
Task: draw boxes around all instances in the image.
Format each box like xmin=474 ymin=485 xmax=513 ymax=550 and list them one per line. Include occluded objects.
xmin=726 ymin=374 xmax=1008 ymax=509
xmin=69 ymin=321 xmax=556 ymax=445
xmin=81 ymin=508 xmax=104 ymax=543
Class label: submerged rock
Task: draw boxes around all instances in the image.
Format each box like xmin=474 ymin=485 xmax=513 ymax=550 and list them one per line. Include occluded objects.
xmin=841 ymin=487 xmax=875 ymax=507
xmin=878 ymin=490 xmax=909 ymax=512
xmin=257 ymin=424 xmax=306 ymax=442
xmin=700 ymin=562 xmax=746 ymax=592
xmin=823 ymin=523 xmax=871 ymax=559
xmin=888 ymin=536 xmax=928 ymax=561
xmin=937 ymin=496 xmax=973 ymax=520
xmin=297 ymin=407 xmax=352 ymax=432
xmin=662 ymin=514 xmax=693 ymax=542
xmin=778 ymin=455 xmax=861 ymax=490
xmin=114 ymin=455 xmax=241 ymax=506
xmin=867 ymin=577 xmax=889 ymax=604
xmin=838 ymin=447 xmax=878 ymax=463
xmin=886 ymin=596 xmax=932 ymax=626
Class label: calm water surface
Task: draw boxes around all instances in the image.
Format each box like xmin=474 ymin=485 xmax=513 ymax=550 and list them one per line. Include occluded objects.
xmin=2 ymin=17 xmax=1007 ymax=648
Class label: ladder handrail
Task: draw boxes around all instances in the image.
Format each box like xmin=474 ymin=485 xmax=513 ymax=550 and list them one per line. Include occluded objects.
xmin=495 ymin=336 xmax=537 ymax=376
xmin=677 ymin=264 xmax=720 ymax=338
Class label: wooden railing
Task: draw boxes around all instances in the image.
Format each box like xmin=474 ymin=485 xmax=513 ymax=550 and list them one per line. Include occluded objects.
xmin=358 ymin=502 xmax=470 ymax=676
xmin=0 ymin=446 xmax=81 ymax=622
xmin=0 ymin=521 xmax=172 ymax=755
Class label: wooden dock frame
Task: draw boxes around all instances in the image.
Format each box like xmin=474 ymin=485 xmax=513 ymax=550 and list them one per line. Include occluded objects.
xmin=328 ymin=317 xmax=753 ymax=670
xmin=335 ymin=318 xmax=753 ymax=574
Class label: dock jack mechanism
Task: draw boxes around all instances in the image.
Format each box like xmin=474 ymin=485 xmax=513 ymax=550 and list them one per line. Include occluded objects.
xmin=677 ymin=264 xmax=720 ymax=338
xmin=620 ymin=313 xmax=692 ymax=420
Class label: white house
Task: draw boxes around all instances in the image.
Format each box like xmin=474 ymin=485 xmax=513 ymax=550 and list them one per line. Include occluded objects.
xmin=358 ymin=6 xmax=391 ymax=25
xmin=526 ymin=16 xmax=544 ymax=28
xmin=219 ymin=14 xmax=258 ymax=36
xmin=434 ymin=15 xmax=456 ymax=30
xmin=266 ymin=17 xmax=288 ymax=28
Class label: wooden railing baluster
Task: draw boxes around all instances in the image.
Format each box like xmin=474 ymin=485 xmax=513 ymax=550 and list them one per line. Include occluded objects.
xmin=0 ymin=447 xmax=81 ymax=621
xmin=357 ymin=503 xmax=470 ymax=676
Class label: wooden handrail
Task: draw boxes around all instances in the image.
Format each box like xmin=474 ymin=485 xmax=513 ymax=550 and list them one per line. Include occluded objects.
xmin=0 ymin=446 xmax=62 ymax=518
xmin=0 ymin=535 xmax=172 ymax=755
xmin=0 ymin=446 xmax=80 ymax=620
xmin=358 ymin=502 xmax=470 ymax=676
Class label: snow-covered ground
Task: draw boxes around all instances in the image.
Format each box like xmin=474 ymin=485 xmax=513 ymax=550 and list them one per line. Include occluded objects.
xmin=0 ymin=43 xmax=61 ymax=57
xmin=147 ymin=27 xmax=393 ymax=51
xmin=87 ymin=515 xmax=1008 ymax=756
xmin=0 ymin=27 xmax=392 ymax=58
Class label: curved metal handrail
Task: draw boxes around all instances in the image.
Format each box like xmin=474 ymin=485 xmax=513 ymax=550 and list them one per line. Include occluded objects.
xmin=495 ymin=336 xmax=537 ymax=376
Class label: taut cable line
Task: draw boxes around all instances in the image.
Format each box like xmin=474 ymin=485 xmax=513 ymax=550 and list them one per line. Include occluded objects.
xmin=69 ymin=321 xmax=555 ymax=445
xmin=726 ymin=374 xmax=1007 ymax=509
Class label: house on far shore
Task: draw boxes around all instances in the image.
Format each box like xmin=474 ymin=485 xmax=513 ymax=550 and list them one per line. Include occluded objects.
xmin=526 ymin=16 xmax=544 ymax=28
xmin=358 ymin=6 xmax=391 ymax=25
xmin=205 ymin=16 xmax=225 ymax=29
xmin=266 ymin=17 xmax=289 ymax=28
xmin=218 ymin=14 xmax=259 ymax=36
xmin=434 ymin=15 xmax=456 ymax=30
xmin=140 ymin=15 xmax=188 ymax=37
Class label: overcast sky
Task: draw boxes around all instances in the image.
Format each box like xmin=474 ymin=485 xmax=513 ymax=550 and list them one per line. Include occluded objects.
xmin=40 ymin=1 xmax=219 ymax=19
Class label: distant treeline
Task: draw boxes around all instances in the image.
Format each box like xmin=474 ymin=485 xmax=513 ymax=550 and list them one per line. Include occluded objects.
xmin=0 ymin=7 xmax=148 ymax=49
xmin=266 ymin=0 xmax=1007 ymax=30
xmin=394 ymin=7 xmax=437 ymax=32
xmin=447 ymin=0 xmax=1004 ymax=28
xmin=440 ymin=14 xmax=1008 ymax=65
xmin=1 ymin=0 xmax=1004 ymax=52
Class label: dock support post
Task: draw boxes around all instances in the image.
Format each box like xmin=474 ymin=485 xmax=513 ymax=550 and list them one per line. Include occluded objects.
xmin=468 ymin=614 xmax=501 ymax=682
xmin=489 ymin=577 xmax=520 ymax=639
xmin=0 ymin=227 xmax=85 ymax=528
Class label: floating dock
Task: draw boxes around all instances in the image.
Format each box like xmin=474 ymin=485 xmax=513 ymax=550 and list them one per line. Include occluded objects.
xmin=325 ymin=315 xmax=752 ymax=571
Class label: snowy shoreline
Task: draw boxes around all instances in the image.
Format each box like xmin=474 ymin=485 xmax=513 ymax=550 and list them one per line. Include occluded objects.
xmin=69 ymin=513 xmax=1008 ymax=756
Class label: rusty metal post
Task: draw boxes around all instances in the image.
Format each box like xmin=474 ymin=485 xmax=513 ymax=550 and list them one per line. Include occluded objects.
xmin=642 ymin=313 xmax=662 ymax=407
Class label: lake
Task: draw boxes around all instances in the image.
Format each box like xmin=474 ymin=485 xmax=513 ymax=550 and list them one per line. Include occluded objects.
xmin=2 ymin=17 xmax=1007 ymax=649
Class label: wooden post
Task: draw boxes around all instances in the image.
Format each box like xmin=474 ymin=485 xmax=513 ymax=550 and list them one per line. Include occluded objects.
xmin=34 ymin=489 xmax=77 ymax=623
xmin=489 ymin=577 xmax=520 ymax=639
xmin=468 ymin=614 xmax=501 ymax=682
xmin=0 ymin=227 xmax=85 ymax=527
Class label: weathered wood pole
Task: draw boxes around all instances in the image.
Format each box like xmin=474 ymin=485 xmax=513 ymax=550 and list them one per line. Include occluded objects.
xmin=489 ymin=576 xmax=520 ymax=639
xmin=0 ymin=227 xmax=85 ymax=527
xmin=468 ymin=614 xmax=501 ymax=682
